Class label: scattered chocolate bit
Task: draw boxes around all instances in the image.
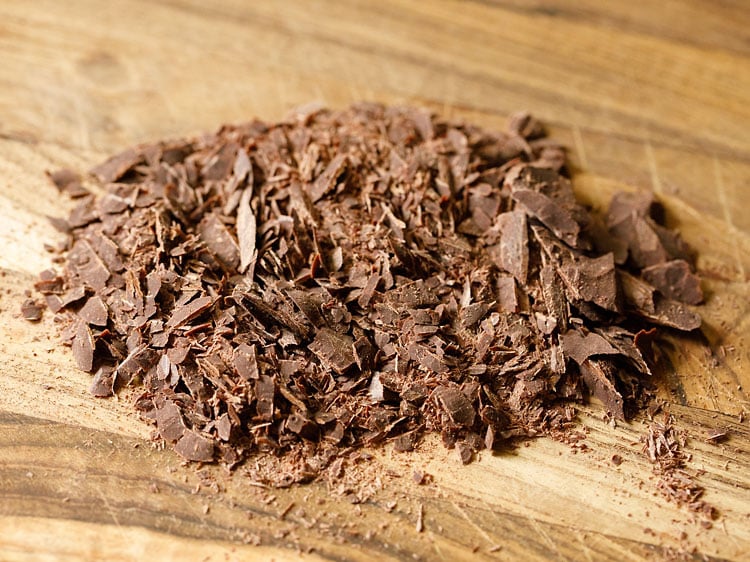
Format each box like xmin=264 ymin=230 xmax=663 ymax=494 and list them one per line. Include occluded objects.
xmin=46 ymin=168 xmax=89 ymax=198
xmin=611 ymin=454 xmax=623 ymax=466
xmin=641 ymin=412 xmax=717 ymax=520
xmin=26 ymin=104 xmax=704 ymax=489
xmin=21 ymin=298 xmax=44 ymax=321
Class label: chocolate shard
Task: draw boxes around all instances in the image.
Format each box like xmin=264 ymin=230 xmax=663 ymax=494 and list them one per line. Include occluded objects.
xmin=154 ymin=400 xmax=187 ymax=442
xmin=513 ymin=189 xmax=580 ymax=248
xmin=91 ymin=147 xmax=142 ymax=183
xmin=433 ymin=386 xmax=476 ymax=427
xmin=255 ymin=375 xmax=275 ymax=420
xmin=539 ymin=265 xmax=568 ymax=330
xmin=89 ymin=366 xmax=115 ymax=397
xmin=174 ymin=431 xmax=215 ymax=462
xmin=642 ymin=260 xmax=703 ymax=305
xmin=309 ymin=154 xmax=347 ymax=202
xmin=237 ymin=188 xmax=257 ymax=274
xmin=77 ymin=296 xmax=108 ymax=326
xmin=68 ymin=240 xmax=110 ymax=291
xmin=308 ymin=328 xmax=356 ymax=374
xmin=199 ymin=214 xmax=241 ymax=271
xmin=233 ymin=343 xmax=259 ymax=380
xmin=166 ymin=296 xmax=213 ymax=330
xmin=47 ymin=168 xmax=89 ymax=198
xmin=408 ymin=342 xmax=449 ymax=374
xmin=579 ymin=358 xmax=625 ymax=420
xmin=596 ymin=326 xmax=653 ymax=376
xmin=560 ymin=330 xmax=619 ymax=366
xmin=71 ymin=320 xmax=95 ymax=372
xmin=21 ymin=299 xmax=44 ymax=322
xmin=493 ymin=211 xmax=528 ymax=284
xmin=619 ymin=271 xmax=701 ymax=331
xmin=559 ymin=252 xmax=618 ymax=312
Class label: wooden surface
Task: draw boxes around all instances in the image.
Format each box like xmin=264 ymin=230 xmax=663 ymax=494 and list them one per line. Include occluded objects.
xmin=1 ymin=1 xmax=749 ymax=560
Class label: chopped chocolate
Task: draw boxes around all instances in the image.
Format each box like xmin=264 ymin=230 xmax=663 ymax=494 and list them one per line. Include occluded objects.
xmin=21 ymin=298 xmax=44 ymax=321
xmin=434 ymin=386 xmax=476 ymax=427
xmin=90 ymin=147 xmax=142 ymax=183
xmin=642 ymin=260 xmax=703 ymax=305
xmin=77 ymin=296 xmax=108 ymax=326
xmin=174 ymin=430 xmax=215 ymax=462
xmin=71 ymin=320 xmax=95 ymax=372
xmin=494 ymin=211 xmax=528 ymax=284
xmin=309 ymin=329 xmax=356 ymax=374
xmin=560 ymin=330 xmax=619 ymax=366
xmin=25 ymin=104 xmax=705 ymax=489
xmin=47 ymin=168 xmax=89 ymax=198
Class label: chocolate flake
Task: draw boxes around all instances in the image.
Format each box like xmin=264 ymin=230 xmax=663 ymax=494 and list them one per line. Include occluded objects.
xmin=308 ymin=328 xmax=356 ymax=374
xmin=174 ymin=430 xmax=215 ymax=462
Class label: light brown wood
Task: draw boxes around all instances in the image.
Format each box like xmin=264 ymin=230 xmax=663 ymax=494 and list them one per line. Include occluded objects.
xmin=1 ymin=1 xmax=749 ymax=560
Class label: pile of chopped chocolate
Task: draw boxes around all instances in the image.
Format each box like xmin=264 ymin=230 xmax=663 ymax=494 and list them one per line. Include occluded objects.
xmin=26 ymin=103 xmax=703 ymax=484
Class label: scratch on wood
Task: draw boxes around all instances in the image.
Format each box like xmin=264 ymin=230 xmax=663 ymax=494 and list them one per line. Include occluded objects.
xmin=713 ymin=155 xmax=746 ymax=280
xmin=644 ymin=140 xmax=662 ymax=194
xmin=94 ymin=486 xmax=122 ymax=529
xmin=572 ymin=124 xmax=588 ymax=169
xmin=572 ymin=530 xmax=595 ymax=562
xmin=450 ymin=500 xmax=494 ymax=544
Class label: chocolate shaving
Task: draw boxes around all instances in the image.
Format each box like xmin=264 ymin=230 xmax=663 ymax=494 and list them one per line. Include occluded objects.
xmin=71 ymin=320 xmax=95 ymax=372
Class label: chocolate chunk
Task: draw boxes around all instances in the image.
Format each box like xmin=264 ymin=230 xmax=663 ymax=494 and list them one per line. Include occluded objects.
xmin=561 ymin=330 xmax=619 ymax=366
xmin=199 ymin=214 xmax=240 ymax=271
xmin=89 ymin=366 xmax=115 ymax=397
xmin=91 ymin=147 xmax=142 ymax=183
xmin=433 ymin=386 xmax=475 ymax=427
xmin=68 ymin=240 xmax=110 ymax=291
xmin=642 ymin=260 xmax=703 ymax=305
xmin=579 ymin=358 xmax=625 ymax=420
xmin=513 ymin=189 xmax=580 ymax=248
xmin=71 ymin=320 xmax=95 ymax=372
xmin=559 ymin=253 xmax=618 ymax=312
xmin=154 ymin=401 xmax=187 ymax=442
xmin=174 ymin=431 xmax=215 ymax=462
xmin=308 ymin=328 xmax=356 ymax=374
xmin=233 ymin=343 xmax=259 ymax=380
xmin=77 ymin=296 xmax=108 ymax=326
xmin=493 ymin=211 xmax=528 ymax=284
xmin=309 ymin=154 xmax=347 ymax=202
xmin=255 ymin=375 xmax=275 ymax=420
xmin=166 ymin=296 xmax=213 ymax=330
xmin=21 ymin=298 xmax=44 ymax=322
xmin=47 ymin=168 xmax=89 ymax=198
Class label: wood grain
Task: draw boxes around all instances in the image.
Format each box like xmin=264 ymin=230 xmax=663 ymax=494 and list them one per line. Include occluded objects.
xmin=0 ymin=1 xmax=749 ymax=560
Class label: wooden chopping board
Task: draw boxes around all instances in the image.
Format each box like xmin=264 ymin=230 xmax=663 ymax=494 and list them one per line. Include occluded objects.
xmin=1 ymin=1 xmax=749 ymax=560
